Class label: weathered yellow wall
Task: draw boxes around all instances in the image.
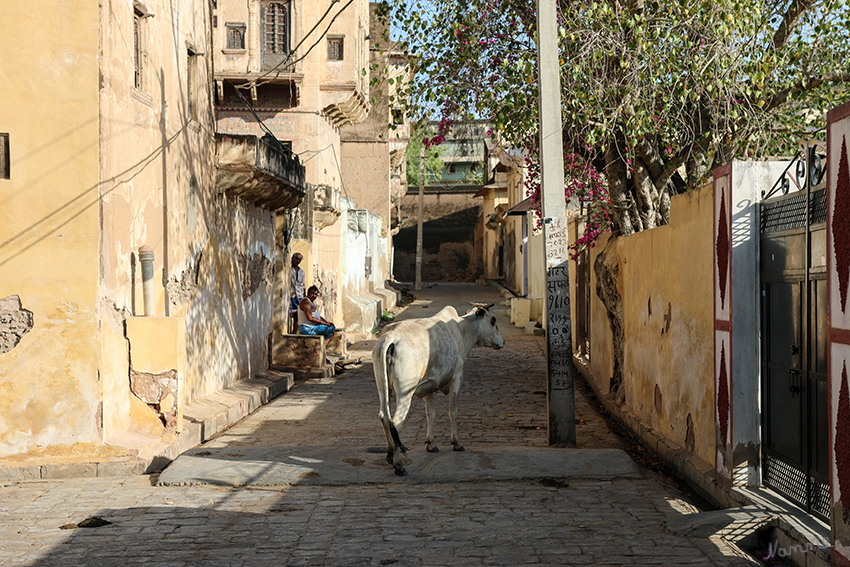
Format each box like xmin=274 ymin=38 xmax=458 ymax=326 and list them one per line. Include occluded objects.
xmin=100 ymin=0 xmax=278 ymax=411
xmin=478 ymin=189 xmax=509 ymax=279
xmin=528 ymin=226 xmax=546 ymax=305
xmin=177 ymin=210 xmax=276 ymax=403
xmin=578 ymin=186 xmax=715 ymax=465
xmin=503 ymin=183 xmax=522 ymax=293
xmin=340 ymin=140 xmax=392 ymax=285
xmin=312 ymin=216 xmax=343 ymax=325
xmin=1 ymin=0 xmax=277 ymax=463
xmin=0 ymin=1 xmax=103 ymax=460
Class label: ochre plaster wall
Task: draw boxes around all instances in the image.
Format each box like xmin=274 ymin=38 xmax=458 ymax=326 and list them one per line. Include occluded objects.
xmin=528 ymin=226 xmax=546 ymax=305
xmin=579 ymin=186 xmax=715 ymax=465
xmin=504 ymin=169 xmax=526 ymax=294
xmin=99 ymin=0 xmax=275 ymax=413
xmin=312 ymin=217 xmax=343 ymax=326
xmin=478 ymin=189 xmax=508 ymax=279
xmin=0 ymin=0 xmax=277 ymax=462
xmin=340 ymin=142 xmax=391 ymax=231
xmin=340 ymin=140 xmax=393 ymax=283
xmin=176 ymin=208 xmax=276 ymax=403
xmin=0 ymin=1 xmax=104 ymax=461
xmin=397 ymin=192 xmax=483 ymax=229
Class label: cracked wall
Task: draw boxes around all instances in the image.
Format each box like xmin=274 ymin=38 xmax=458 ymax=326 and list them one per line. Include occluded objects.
xmin=0 ymin=296 xmax=33 ymax=354
xmin=577 ymin=187 xmax=717 ymax=465
xmin=0 ymin=0 xmax=271 ymax=462
xmin=0 ymin=0 xmax=103 ymax=461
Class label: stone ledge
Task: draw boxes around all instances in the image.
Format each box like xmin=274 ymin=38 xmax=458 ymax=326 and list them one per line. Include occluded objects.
xmin=0 ymin=370 xmax=295 ymax=482
xmin=272 ymin=365 xmax=335 ymax=380
xmin=272 ymin=333 xmax=325 ymax=367
xmin=182 ymin=370 xmax=295 ymax=444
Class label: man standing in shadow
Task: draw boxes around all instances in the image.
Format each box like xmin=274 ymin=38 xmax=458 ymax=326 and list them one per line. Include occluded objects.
xmin=289 ymin=253 xmax=305 ymax=333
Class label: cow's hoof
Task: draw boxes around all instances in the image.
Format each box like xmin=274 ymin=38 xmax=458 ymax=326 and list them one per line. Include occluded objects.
xmin=394 ymin=467 xmax=407 ymax=476
xmin=452 ymin=443 xmax=465 ymax=452
xmin=426 ymin=443 xmax=440 ymax=453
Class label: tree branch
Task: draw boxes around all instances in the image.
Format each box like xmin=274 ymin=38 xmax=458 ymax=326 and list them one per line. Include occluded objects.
xmin=772 ymin=0 xmax=817 ymax=52
xmin=764 ymin=72 xmax=850 ymax=112
xmin=655 ymin=133 xmax=714 ymax=191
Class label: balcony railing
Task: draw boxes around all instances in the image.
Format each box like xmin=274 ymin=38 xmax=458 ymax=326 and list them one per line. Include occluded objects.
xmin=215 ymin=133 xmax=306 ymax=211
xmin=256 ymin=134 xmax=305 ymax=192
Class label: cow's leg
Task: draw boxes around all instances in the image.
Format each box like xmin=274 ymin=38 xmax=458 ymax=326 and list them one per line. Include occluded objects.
xmin=390 ymin=391 xmax=416 ymax=475
xmin=378 ymin=411 xmax=394 ymax=463
xmin=448 ymin=376 xmax=465 ymax=452
xmin=374 ymin=343 xmax=398 ymax=467
xmin=423 ymin=393 xmax=439 ymax=453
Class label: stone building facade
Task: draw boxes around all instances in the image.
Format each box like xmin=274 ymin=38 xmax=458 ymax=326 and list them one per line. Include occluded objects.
xmin=0 ymin=0 xmax=303 ymax=467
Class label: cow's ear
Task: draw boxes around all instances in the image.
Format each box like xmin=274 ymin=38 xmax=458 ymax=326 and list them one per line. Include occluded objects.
xmin=476 ymin=308 xmax=486 ymax=318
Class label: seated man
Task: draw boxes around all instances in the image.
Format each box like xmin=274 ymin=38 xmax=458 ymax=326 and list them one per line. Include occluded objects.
xmin=298 ymin=285 xmax=336 ymax=343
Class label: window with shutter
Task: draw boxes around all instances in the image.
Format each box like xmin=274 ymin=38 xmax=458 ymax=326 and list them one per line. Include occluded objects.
xmin=263 ymin=2 xmax=289 ymax=54
xmin=226 ymin=24 xmax=245 ymax=50
xmin=327 ymin=37 xmax=344 ymax=61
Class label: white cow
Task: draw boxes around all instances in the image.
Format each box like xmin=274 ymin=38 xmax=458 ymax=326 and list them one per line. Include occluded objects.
xmin=373 ymin=303 xmax=505 ymax=475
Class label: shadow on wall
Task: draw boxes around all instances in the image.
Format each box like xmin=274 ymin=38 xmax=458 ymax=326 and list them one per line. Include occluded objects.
xmin=394 ymin=241 xmax=482 ymax=282
xmin=181 ymin=204 xmax=276 ymax=403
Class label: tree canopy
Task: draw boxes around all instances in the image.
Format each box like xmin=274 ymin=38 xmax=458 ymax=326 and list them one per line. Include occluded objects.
xmin=405 ymin=124 xmax=446 ymax=187
xmin=377 ymin=0 xmax=850 ymax=245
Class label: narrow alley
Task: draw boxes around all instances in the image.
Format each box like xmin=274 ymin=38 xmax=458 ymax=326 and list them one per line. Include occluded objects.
xmin=0 ymin=283 xmax=758 ymax=566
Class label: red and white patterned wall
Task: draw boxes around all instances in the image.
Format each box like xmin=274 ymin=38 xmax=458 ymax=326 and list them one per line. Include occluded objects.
xmin=828 ymin=101 xmax=850 ymax=565
xmin=713 ymin=164 xmax=733 ymax=485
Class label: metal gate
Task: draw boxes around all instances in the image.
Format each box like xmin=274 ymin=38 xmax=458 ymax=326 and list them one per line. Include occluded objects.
xmin=575 ymin=247 xmax=591 ymax=357
xmin=760 ymin=148 xmax=830 ymax=520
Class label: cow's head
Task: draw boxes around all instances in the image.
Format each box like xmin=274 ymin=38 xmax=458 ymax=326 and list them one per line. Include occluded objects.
xmin=468 ymin=303 xmax=504 ymax=350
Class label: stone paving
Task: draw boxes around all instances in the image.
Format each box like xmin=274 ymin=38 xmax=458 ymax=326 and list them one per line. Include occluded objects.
xmin=0 ymin=283 xmax=759 ymax=566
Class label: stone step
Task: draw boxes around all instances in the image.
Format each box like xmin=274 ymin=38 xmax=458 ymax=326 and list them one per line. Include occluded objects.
xmin=0 ymin=369 xmax=295 ymax=481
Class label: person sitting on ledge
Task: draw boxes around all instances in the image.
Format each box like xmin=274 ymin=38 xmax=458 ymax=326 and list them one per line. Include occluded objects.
xmin=298 ymin=285 xmax=336 ymax=343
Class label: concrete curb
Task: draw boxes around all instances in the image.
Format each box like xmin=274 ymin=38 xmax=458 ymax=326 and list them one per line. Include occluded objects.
xmin=156 ymin=446 xmax=641 ymax=487
xmin=0 ymin=369 xmax=295 ymax=482
xmin=487 ymin=279 xmax=518 ymax=299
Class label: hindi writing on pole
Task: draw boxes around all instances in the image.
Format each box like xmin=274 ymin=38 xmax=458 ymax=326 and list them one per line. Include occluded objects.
xmin=545 ymin=217 xmax=569 ymax=267
xmin=546 ymin=264 xmax=573 ymax=391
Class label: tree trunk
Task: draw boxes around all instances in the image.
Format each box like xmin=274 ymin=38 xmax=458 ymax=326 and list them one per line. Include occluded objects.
xmin=594 ymin=236 xmax=626 ymax=404
xmin=605 ymin=139 xmax=634 ymax=237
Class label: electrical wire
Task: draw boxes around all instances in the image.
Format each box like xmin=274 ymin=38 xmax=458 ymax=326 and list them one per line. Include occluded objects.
xmin=281 ymin=0 xmax=356 ymax=72
xmin=330 ymin=143 xmax=352 ymax=207
xmin=236 ymin=0 xmax=355 ymax=90
xmin=226 ymin=79 xmax=286 ymax=150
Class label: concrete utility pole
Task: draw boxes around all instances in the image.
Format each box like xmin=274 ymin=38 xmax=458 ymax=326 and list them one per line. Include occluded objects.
xmin=537 ymin=0 xmax=576 ymax=446
xmin=415 ymin=146 xmax=424 ymax=291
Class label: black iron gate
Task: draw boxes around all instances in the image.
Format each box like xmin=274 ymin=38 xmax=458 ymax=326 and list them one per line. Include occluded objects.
xmin=760 ymin=149 xmax=830 ymax=520
xmin=575 ymin=247 xmax=591 ymax=357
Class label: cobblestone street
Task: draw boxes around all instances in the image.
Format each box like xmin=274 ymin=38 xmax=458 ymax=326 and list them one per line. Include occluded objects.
xmin=0 ymin=284 xmax=757 ymax=566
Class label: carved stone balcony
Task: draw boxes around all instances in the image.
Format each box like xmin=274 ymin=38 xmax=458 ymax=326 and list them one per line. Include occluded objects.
xmin=215 ymin=134 xmax=306 ymax=211
xmin=312 ymin=183 xmax=342 ymax=230
xmin=322 ymin=88 xmax=369 ymax=128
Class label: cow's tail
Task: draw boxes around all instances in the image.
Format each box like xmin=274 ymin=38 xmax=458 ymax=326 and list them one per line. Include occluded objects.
xmin=375 ymin=339 xmax=408 ymax=454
